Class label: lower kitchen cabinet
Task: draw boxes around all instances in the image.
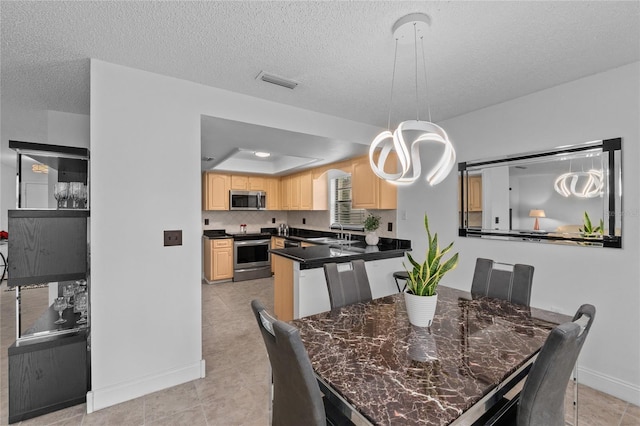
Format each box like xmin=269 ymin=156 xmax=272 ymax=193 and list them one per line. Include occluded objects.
xmin=204 ymin=238 xmax=233 ymax=282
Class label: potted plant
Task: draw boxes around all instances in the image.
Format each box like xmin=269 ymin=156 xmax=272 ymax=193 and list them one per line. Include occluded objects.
xmin=364 ymin=213 xmax=381 ymax=245
xmin=404 ymin=213 xmax=459 ymax=327
xmin=579 ymin=211 xmax=604 ymax=238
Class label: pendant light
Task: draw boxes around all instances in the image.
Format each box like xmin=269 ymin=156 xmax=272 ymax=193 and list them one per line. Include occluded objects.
xmin=369 ymin=13 xmax=456 ymax=186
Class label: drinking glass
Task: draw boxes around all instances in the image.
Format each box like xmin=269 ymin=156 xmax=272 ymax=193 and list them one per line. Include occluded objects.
xmin=75 ymin=292 xmax=88 ymax=325
xmin=53 ymin=182 xmax=69 ymax=208
xmin=69 ymin=182 xmax=83 ymax=208
xmin=62 ymin=283 xmax=75 ymax=308
xmin=80 ymin=183 xmax=88 ymax=209
xmin=53 ymin=297 xmax=67 ymax=324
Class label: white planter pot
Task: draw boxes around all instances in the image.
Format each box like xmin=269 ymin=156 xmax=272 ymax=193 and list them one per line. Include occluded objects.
xmin=404 ymin=292 xmax=438 ymax=327
xmin=365 ymin=232 xmax=379 ymax=246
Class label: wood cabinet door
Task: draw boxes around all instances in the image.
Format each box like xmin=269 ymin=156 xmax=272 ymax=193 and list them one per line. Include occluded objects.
xmin=377 ymin=152 xmax=398 ymax=209
xmin=248 ymin=176 xmax=265 ymax=191
xmin=299 ymin=171 xmax=312 ymax=210
xmin=213 ymin=246 xmax=233 ymax=280
xmin=468 ymin=175 xmax=483 ymax=211
xmin=204 ymin=239 xmax=215 ymax=281
xmin=266 ymin=177 xmax=280 ymax=210
xmin=291 ymin=175 xmax=301 ymax=210
xmin=230 ymin=175 xmax=249 ymax=190
xmin=351 ymin=156 xmax=378 ymax=209
xmin=280 ymin=176 xmax=291 ymax=210
xmin=203 ymin=173 xmax=230 ymax=210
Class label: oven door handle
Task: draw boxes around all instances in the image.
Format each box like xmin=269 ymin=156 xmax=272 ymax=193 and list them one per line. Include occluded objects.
xmin=234 ymin=239 xmax=271 ymax=246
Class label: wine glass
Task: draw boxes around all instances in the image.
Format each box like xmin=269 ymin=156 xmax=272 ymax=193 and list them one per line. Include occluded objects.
xmin=80 ymin=183 xmax=88 ymax=209
xmin=62 ymin=283 xmax=75 ymax=308
xmin=75 ymin=292 xmax=88 ymax=325
xmin=53 ymin=297 xmax=67 ymax=324
xmin=69 ymin=182 xmax=83 ymax=209
xmin=53 ymin=182 xmax=69 ymax=208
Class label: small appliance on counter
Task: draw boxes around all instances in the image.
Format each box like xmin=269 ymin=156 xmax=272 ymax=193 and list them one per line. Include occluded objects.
xmin=278 ymin=223 xmax=289 ymax=236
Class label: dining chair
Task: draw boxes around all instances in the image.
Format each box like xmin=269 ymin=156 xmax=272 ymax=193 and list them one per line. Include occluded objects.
xmin=250 ymin=300 xmax=352 ymax=426
xmin=485 ymin=303 xmax=596 ymax=426
xmin=471 ymin=258 xmax=534 ymax=306
xmin=323 ymin=260 xmax=372 ymax=309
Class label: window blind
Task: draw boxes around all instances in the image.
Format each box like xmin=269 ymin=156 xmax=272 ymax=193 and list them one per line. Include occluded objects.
xmin=331 ymin=176 xmax=365 ymax=228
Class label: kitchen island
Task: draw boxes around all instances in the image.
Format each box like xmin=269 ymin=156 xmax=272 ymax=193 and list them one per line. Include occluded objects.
xmin=270 ymin=237 xmax=411 ymax=321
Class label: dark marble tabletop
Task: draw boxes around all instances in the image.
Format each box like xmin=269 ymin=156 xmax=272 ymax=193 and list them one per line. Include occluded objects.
xmin=291 ymin=286 xmax=570 ymax=425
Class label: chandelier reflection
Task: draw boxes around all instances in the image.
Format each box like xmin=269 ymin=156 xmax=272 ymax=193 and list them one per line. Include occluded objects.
xmin=369 ymin=13 xmax=456 ymax=186
xmin=554 ymin=169 xmax=604 ymax=198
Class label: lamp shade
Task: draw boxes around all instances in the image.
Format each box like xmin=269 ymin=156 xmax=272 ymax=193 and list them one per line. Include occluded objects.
xmin=529 ymin=209 xmax=546 ymax=218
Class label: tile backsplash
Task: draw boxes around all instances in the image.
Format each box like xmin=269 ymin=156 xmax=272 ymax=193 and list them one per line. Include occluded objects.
xmin=203 ymin=209 xmax=397 ymax=238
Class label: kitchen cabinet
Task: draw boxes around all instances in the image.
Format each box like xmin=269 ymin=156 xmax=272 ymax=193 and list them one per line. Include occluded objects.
xmin=202 ymin=172 xmax=230 ymax=210
xmin=204 ymin=238 xmax=233 ymax=282
xmin=291 ymin=174 xmax=301 ymax=210
xmin=468 ymin=175 xmax=483 ymax=212
xmin=351 ymin=154 xmax=397 ymax=209
xmin=7 ymin=141 xmax=90 ymax=424
xmin=299 ymin=171 xmax=313 ymax=210
xmin=271 ymin=237 xmax=285 ymax=273
xmin=265 ymin=177 xmax=280 ymax=210
xmin=280 ymin=176 xmax=291 ymax=210
xmin=230 ymin=175 xmax=266 ymax=191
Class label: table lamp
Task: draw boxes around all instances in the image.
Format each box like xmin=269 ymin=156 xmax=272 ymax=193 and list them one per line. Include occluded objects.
xmin=529 ymin=209 xmax=546 ymax=231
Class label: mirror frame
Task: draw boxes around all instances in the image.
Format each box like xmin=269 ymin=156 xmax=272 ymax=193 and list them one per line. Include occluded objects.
xmin=458 ymin=138 xmax=622 ymax=248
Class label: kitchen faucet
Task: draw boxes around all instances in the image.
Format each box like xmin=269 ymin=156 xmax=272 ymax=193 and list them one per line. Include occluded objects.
xmin=330 ymin=222 xmax=344 ymax=240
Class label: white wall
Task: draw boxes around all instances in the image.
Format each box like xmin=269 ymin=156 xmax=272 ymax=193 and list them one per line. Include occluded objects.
xmin=88 ymin=59 xmax=382 ymax=411
xmin=398 ymin=62 xmax=640 ymax=404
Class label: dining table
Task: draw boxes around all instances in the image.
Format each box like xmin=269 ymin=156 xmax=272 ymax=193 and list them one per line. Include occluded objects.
xmin=291 ymin=285 xmax=570 ymax=425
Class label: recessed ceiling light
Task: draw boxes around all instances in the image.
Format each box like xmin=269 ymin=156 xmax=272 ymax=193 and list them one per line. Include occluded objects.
xmin=254 ymin=151 xmax=271 ymax=158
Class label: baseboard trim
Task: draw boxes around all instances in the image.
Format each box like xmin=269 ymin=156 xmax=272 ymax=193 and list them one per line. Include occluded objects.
xmin=86 ymin=359 xmax=205 ymax=414
xmin=577 ymin=365 xmax=640 ymax=406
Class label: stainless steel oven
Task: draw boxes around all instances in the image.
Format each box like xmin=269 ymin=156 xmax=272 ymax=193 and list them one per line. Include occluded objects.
xmin=231 ymin=234 xmax=272 ymax=281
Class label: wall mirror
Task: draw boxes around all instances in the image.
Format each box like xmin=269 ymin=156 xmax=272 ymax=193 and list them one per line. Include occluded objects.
xmin=458 ymin=138 xmax=622 ymax=248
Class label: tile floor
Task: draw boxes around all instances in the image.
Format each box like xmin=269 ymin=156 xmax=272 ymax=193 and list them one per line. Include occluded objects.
xmin=1 ymin=279 xmax=638 ymax=425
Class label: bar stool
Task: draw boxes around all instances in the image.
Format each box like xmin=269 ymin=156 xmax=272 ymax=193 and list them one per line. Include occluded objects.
xmin=393 ymin=271 xmax=409 ymax=293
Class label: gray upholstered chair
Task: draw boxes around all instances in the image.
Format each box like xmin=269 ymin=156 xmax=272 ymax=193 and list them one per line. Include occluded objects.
xmin=485 ymin=304 xmax=596 ymax=426
xmin=250 ymin=300 xmax=351 ymax=426
xmin=471 ymin=258 xmax=534 ymax=306
xmin=323 ymin=260 xmax=372 ymax=309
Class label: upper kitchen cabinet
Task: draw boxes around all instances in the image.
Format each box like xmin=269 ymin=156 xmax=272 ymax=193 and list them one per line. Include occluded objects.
xmin=281 ymin=171 xmax=313 ymax=211
xmin=351 ymin=154 xmax=397 ymax=209
xmin=230 ymin=175 xmax=265 ymax=191
xmin=280 ymin=175 xmax=291 ymax=210
xmin=299 ymin=171 xmax=313 ymax=210
xmin=265 ymin=177 xmax=280 ymax=210
xmin=202 ymin=172 xmax=230 ymax=210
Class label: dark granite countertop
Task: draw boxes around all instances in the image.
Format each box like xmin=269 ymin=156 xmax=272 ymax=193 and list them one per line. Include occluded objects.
xmin=270 ymin=238 xmax=411 ymax=270
xmin=292 ymin=286 xmax=570 ymax=425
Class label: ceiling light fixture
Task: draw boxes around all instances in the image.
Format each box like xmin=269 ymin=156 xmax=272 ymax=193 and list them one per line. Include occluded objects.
xmin=554 ymin=170 xmax=604 ymax=198
xmin=254 ymin=151 xmax=271 ymax=158
xmin=31 ymin=163 xmax=48 ymax=173
xmin=369 ymin=13 xmax=456 ymax=186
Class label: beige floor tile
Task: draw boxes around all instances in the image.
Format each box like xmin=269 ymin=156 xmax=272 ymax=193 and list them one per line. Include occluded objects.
xmin=143 ymin=382 xmax=200 ymax=423
xmin=146 ymin=405 xmax=207 ymax=426
xmin=18 ymin=404 xmax=86 ymax=426
xmin=620 ymin=403 xmax=640 ymax=426
xmin=81 ymin=397 xmax=144 ymax=426
xmin=575 ymin=383 xmax=628 ymax=426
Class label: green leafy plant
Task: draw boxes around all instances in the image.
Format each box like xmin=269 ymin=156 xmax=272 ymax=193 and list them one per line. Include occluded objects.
xmin=364 ymin=214 xmax=381 ymax=232
xmin=404 ymin=214 xmax=459 ymax=296
xmin=579 ymin=211 xmax=604 ymax=238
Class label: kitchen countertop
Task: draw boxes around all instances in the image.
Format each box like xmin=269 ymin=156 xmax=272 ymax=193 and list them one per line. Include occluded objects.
xmin=270 ymin=238 xmax=411 ymax=270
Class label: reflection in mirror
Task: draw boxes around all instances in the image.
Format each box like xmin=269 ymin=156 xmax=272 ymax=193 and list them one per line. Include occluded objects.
xmin=458 ymin=138 xmax=622 ymax=248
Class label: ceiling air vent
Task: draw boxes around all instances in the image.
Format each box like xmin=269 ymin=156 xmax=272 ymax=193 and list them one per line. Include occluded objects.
xmin=256 ymin=71 xmax=298 ymax=90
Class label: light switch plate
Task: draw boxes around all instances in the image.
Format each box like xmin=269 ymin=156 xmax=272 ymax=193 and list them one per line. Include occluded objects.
xmin=164 ymin=230 xmax=182 ymax=246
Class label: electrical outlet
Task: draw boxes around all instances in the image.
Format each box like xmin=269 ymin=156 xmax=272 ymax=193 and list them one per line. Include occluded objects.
xmin=164 ymin=230 xmax=182 ymax=246
xmin=303 ymin=218 xmax=306 ymax=224
xmin=204 ymin=218 xmax=209 ymax=225
xmin=388 ymin=222 xmax=393 ymax=232
xmin=495 ymin=217 xmax=499 ymax=224
xmin=272 ymin=218 xmax=276 ymax=223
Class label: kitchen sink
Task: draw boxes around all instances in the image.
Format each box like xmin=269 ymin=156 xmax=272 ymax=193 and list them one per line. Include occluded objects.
xmin=329 ymin=247 xmax=362 ymax=257
xmin=307 ymin=237 xmax=358 ymax=245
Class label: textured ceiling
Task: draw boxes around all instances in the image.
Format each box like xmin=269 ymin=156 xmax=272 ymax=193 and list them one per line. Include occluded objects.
xmin=1 ymin=1 xmax=639 ymax=169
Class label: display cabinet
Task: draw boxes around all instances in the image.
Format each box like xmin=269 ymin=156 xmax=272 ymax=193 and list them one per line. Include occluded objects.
xmin=7 ymin=140 xmax=90 ymax=424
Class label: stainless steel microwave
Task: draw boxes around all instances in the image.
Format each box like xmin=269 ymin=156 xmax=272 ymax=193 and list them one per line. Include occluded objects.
xmin=229 ymin=190 xmax=266 ymax=210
